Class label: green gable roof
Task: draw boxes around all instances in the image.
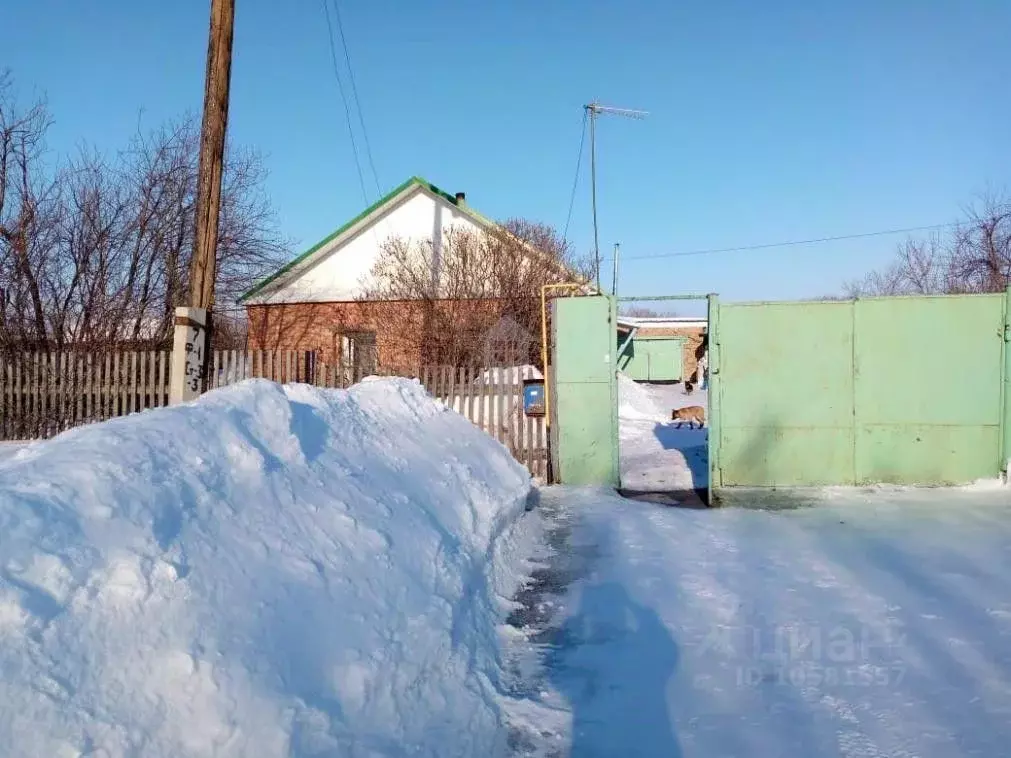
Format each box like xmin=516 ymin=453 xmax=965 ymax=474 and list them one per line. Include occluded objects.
xmin=239 ymin=176 xmax=493 ymax=303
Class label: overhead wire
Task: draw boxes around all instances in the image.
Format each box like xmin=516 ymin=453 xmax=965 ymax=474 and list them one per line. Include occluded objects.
xmin=562 ymin=110 xmax=588 ymax=244
xmin=329 ymin=0 xmax=382 ymax=198
xmin=601 ymin=222 xmax=961 ymax=262
xmin=321 ymin=0 xmax=370 ymax=206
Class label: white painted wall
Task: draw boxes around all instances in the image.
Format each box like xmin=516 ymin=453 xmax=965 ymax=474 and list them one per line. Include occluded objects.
xmin=255 ymin=187 xmax=486 ymax=304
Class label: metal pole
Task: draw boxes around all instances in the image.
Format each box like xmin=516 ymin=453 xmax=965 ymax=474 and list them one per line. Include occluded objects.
xmin=612 ymin=242 xmax=620 ymax=296
xmin=588 ymin=104 xmax=600 ymax=293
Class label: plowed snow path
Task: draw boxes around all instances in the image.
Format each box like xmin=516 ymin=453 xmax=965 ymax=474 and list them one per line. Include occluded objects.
xmin=508 ymin=486 xmax=1011 ymax=757
xmin=618 ymin=378 xmax=707 ymax=492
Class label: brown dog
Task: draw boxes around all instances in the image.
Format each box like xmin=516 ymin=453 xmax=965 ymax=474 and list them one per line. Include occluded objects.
xmin=671 ymin=405 xmax=706 ymax=429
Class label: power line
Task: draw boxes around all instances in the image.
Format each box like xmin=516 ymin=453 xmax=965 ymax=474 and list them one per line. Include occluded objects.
xmin=321 ymin=0 xmax=369 ymax=206
xmin=562 ymin=110 xmax=587 ymax=244
xmin=602 ymin=222 xmax=961 ymax=262
xmin=329 ymin=0 xmax=381 ymax=197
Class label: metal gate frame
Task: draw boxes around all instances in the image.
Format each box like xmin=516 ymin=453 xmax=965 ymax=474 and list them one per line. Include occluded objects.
xmin=616 ymin=293 xmax=717 ymax=505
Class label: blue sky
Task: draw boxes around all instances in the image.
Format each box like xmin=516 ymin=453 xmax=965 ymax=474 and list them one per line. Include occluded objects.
xmin=6 ymin=1 xmax=1009 ymax=314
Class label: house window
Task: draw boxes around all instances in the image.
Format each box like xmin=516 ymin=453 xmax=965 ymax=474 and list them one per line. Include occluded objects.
xmin=341 ymin=330 xmax=378 ymax=381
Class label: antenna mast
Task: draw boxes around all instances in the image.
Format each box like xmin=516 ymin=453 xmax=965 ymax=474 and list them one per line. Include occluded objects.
xmin=584 ymin=101 xmax=648 ymax=292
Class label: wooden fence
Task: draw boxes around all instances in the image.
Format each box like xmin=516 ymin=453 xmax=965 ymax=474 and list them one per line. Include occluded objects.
xmin=209 ymin=352 xmax=548 ymax=480
xmin=0 ymin=351 xmax=171 ymax=440
xmin=0 ymin=348 xmax=548 ymax=479
xmin=417 ymin=365 xmax=547 ymax=481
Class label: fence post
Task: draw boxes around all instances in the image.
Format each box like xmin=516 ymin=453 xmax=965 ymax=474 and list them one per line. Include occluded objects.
xmin=706 ymin=293 xmax=720 ymax=499
xmin=1002 ymin=286 xmax=1011 ymax=480
xmin=170 ymin=306 xmax=208 ymax=404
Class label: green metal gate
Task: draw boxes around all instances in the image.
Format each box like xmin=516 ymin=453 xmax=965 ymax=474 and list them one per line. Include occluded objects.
xmin=619 ymin=337 xmax=685 ymax=381
xmin=549 ymin=295 xmax=620 ymax=486
xmin=710 ymin=292 xmax=1011 ymax=488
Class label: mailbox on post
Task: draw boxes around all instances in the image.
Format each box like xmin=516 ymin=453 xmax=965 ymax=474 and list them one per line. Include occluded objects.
xmin=522 ymin=378 xmax=545 ymax=417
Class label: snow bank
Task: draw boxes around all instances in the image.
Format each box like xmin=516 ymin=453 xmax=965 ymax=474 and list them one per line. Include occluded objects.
xmin=617 ymin=373 xmax=661 ymax=421
xmin=0 ymin=442 xmax=26 ymax=462
xmin=0 ymin=378 xmax=534 ymax=757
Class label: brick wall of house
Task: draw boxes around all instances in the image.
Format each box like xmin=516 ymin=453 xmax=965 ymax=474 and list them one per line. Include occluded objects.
xmin=245 ymin=299 xmax=520 ymax=370
xmin=634 ymin=325 xmax=707 ymax=381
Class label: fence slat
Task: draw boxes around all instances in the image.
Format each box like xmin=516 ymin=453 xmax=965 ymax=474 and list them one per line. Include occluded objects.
xmin=73 ymin=354 xmax=82 ymax=424
xmin=38 ymin=353 xmax=45 ymax=434
xmin=160 ymin=350 xmax=169 ymax=406
xmin=137 ymin=351 xmax=146 ymax=410
xmin=64 ymin=352 xmax=71 ymax=428
xmin=93 ymin=353 xmax=99 ymax=420
xmin=40 ymin=352 xmax=49 ymax=437
xmin=521 ymin=371 xmax=529 ymax=466
xmin=3 ymin=357 xmax=10 ymax=440
xmin=126 ymin=351 xmax=133 ymax=416
xmin=8 ymin=355 xmax=14 ymax=440
xmin=455 ymin=367 xmax=464 ymax=418
xmin=99 ymin=353 xmax=107 ymax=420
xmin=14 ymin=353 xmax=22 ymax=440
xmin=67 ymin=351 xmax=75 ymax=427
xmin=146 ymin=350 xmax=154 ymax=410
xmin=53 ymin=352 xmax=62 ymax=430
xmin=67 ymin=352 xmax=74 ymax=427
xmin=477 ymin=370 xmax=487 ymax=432
xmin=127 ymin=352 xmax=136 ymax=414
xmin=83 ymin=353 xmax=92 ymax=420
xmin=447 ymin=366 xmax=457 ymax=413
xmin=133 ymin=350 xmax=140 ymax=413
xmin=495 ymin=373 xmax=507 ymax=447
xmin=13 ymin=354 xmax=22 ymax=439
xmin=114 ymin=352 xmax=123 ymax=419
xmin=37 ymin=352 xmax=44 ymax=437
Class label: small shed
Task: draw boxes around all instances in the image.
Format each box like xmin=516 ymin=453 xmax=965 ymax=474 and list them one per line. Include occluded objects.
xmin=616 ymin=316 xmax=708 ymax=383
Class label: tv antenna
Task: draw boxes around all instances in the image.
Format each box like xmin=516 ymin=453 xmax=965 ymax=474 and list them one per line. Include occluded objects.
xmin=584 ymin=101 xmax=648 ymax=292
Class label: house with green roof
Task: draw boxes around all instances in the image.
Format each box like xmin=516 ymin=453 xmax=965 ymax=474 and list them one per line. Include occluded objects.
xmin=239 ymin=177 xmax=564 ymax=374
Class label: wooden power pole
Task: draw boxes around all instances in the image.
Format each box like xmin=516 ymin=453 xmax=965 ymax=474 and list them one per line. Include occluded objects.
xmin=171 ymin=0 xmax=236 ymax=403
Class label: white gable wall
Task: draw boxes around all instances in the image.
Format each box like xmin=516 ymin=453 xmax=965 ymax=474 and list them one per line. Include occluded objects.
xmin=254 ymin=188 xmax=486 ymax=304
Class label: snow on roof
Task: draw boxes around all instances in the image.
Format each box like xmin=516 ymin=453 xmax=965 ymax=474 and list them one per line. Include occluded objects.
xmin=0 ymin=378 xmax=534 ymax=755
xmin=616 ymin=316 xmax=708 ymax=329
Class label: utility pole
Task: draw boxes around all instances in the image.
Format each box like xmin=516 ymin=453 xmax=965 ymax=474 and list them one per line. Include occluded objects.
xmin=171 ymin=0 xmax=236 ymax=403
xmin=583 ymin=102 xmax=647 ymax=293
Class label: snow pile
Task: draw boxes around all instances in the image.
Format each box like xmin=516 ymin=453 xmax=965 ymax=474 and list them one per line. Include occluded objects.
xmin=617 ymin=373 xmax=662 ymax=421
xmin=0 ymin=378 xmax=534 ymax=757
xmin=0 ymin=442 xmax=26 ymax=461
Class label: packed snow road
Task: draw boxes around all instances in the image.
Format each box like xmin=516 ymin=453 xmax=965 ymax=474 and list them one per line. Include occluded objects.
xmin=506 ymin=486 xmax=1011 ymax=757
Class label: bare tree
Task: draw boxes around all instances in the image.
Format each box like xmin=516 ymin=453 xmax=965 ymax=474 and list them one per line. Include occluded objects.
xmin=360 ymin=219 xmax=591 ymax=366
xmin=947 ymin=192 xmax=1011 ymax=294
xmin=844 ymin=235 xmax=950 ymax=297
xmin=843 ymin=193 xmax=1010 ymax=298
xmin=619 ymin=306 xmax=679 ymax=318
xmin=0 ymin=71 xmax=289 ymax=352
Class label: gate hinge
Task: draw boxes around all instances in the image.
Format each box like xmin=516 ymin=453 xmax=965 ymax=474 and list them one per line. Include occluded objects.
xmin=1004 ymin=323 xmax=1011 ymax=343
